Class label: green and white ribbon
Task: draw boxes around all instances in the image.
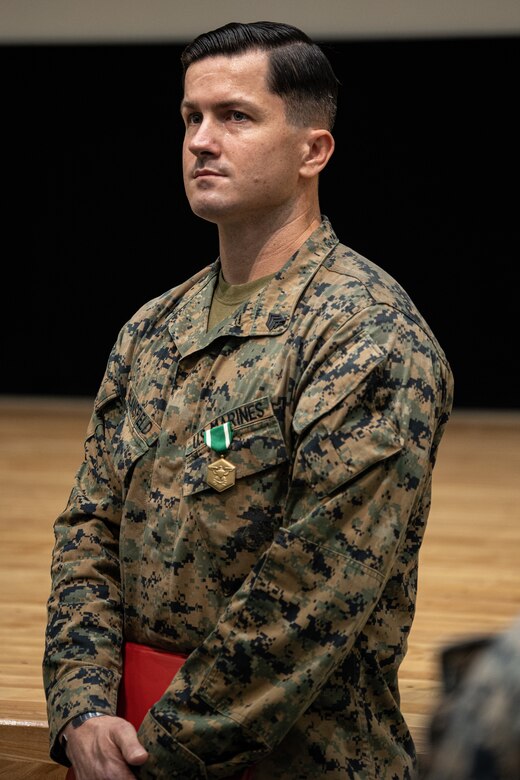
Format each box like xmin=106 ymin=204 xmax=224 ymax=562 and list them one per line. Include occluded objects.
xmin=204 ymin=421 xmax=233 ymax=453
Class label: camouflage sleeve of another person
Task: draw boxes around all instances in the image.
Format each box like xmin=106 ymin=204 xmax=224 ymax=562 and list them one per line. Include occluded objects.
xmin=42 ymin=333 xmax=129 ymax=765
xmin=423 ymin=616 xmax=520 ymax=779
xmin=135 ymin=305 xmax=453 ymax=779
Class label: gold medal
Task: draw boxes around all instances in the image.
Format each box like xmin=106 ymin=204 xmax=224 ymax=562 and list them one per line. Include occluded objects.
xmin=206 ymin=456 xmax=236 ymax=492
xmin=204 ymin=422 xmax=235 ymax=491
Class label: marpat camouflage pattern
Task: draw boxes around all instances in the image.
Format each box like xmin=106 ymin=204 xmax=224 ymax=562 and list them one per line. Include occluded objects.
xmin=44 ymin=218 xmax=453 ymax=779
xmin=423 ymin=615 xmax=520 ymax=779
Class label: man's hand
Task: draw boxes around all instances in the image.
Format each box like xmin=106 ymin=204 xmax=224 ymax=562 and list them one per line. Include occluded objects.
xmin=63 ymin=714 xmax=149 ymax=780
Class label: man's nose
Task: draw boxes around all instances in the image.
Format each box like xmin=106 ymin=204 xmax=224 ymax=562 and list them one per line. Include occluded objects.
xmin=187 ymin=118 xmax=220 ymax=157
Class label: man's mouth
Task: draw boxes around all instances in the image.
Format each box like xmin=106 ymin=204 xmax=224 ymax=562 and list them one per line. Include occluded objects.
xmin=193 ymin=169 xmax=224 ymax=178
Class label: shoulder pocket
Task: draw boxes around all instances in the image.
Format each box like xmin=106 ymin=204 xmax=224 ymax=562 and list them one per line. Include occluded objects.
xmin=293 ymin=333 xmax=387 ymax=435
xmin=298 ymin=414 xmax=403 ymax=498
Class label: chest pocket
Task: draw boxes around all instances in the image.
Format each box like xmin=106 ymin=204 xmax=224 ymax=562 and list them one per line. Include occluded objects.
xmin=113 ymin=414 xmax=159 ymax=488
xmin=94 ymin=382 xmax=161 ymax=493
xmin=182 ymin=401 xmax=289 ymax=596
xmin=183 ymin=405 xmax=287 ymax=496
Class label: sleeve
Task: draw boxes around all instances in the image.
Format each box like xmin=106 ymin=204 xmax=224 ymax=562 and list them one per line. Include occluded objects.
xmin=135 ymin=307 xmax=454 ymax=779
xmin=424 ymin=618 xmax=520 ymax=779
xmin=42 ymin=277 xmax=212 ymax=766
xmin=42 ymin=332 xmax=130 ymax=765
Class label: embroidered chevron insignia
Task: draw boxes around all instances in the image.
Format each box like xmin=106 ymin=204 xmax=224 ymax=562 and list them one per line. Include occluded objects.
xmin=266 ymin=313 xmax=287 ymax=331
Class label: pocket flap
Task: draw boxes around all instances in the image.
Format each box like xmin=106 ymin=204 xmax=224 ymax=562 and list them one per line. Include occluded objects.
xmin=299 ymin=415 xmax=403 ymax=498
xmin=183 ymin=413 xmax=287 ymax=497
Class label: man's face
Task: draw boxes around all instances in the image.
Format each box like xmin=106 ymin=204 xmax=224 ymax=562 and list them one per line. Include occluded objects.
xmin=181 ymin=50 xmax=310 ymax=226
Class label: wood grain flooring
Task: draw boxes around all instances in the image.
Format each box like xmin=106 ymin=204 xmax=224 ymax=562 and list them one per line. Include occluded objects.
xmin=1 ymin=397 xmax=519 ymax=776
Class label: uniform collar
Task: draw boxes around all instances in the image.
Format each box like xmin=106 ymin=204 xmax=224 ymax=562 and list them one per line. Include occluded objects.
xmin=168 ymin=216 xmax=339 ymax=358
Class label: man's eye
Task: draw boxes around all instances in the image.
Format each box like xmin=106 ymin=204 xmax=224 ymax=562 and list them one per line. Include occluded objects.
xmin=231 ymin=111 xmax=247 ymax=121
xmin=188 ymin=113 xmax=202 ymax=125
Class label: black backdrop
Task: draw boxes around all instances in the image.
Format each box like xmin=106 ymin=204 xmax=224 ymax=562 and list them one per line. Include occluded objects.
xmin=2 ymin=37 xmax=519 ymax=407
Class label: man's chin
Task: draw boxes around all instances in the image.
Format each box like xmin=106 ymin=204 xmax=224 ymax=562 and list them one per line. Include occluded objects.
xmin=189 ymin=199 xmax=237 ymax=225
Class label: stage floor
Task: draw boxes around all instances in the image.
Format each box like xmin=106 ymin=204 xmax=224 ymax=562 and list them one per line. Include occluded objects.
xmin=1 ymin=397 xmax=519 ymax=776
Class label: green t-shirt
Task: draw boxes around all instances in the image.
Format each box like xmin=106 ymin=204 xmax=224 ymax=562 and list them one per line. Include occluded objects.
xmin=207 ymin=269 xmax=276 ymax=331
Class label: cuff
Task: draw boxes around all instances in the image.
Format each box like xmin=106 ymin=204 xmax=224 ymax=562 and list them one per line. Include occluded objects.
xmin=46 ymin=665 xmax=120 ymax=765
xmin=136 ymin=714 xmax=207 ymax=779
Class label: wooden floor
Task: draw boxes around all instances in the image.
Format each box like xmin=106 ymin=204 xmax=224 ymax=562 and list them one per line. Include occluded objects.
xmin=0 ymin=397 xmax=519 ymax=777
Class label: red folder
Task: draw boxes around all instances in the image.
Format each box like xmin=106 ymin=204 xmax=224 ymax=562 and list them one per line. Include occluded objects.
xmin=118 ymin=641 xmax=187 ymax=731
xmin=65 ymin=642 xmax=253 ymax=779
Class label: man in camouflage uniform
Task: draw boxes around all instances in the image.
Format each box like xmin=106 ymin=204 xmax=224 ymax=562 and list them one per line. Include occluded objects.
xmin=43 ymin=21 xmax=453 ymax=780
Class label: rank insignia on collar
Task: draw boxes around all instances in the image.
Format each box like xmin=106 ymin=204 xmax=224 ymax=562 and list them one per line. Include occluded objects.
xmin=266 ymin=312 xmax=287 ymax=331
xmin=204 ymin=422 xmax=235 ymax=491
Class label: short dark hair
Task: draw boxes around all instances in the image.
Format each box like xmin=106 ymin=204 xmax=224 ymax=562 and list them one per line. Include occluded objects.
xmin=181 ymin=21 xmax=339 ymax=130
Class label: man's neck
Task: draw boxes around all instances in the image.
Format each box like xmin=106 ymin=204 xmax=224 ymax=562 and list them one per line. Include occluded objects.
xmin=217 ymin=207 xmax=322 ymax=285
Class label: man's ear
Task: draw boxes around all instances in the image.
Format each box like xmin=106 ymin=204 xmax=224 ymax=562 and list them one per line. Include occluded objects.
xmin=299 ymin=129 xmax=335 ymax=178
